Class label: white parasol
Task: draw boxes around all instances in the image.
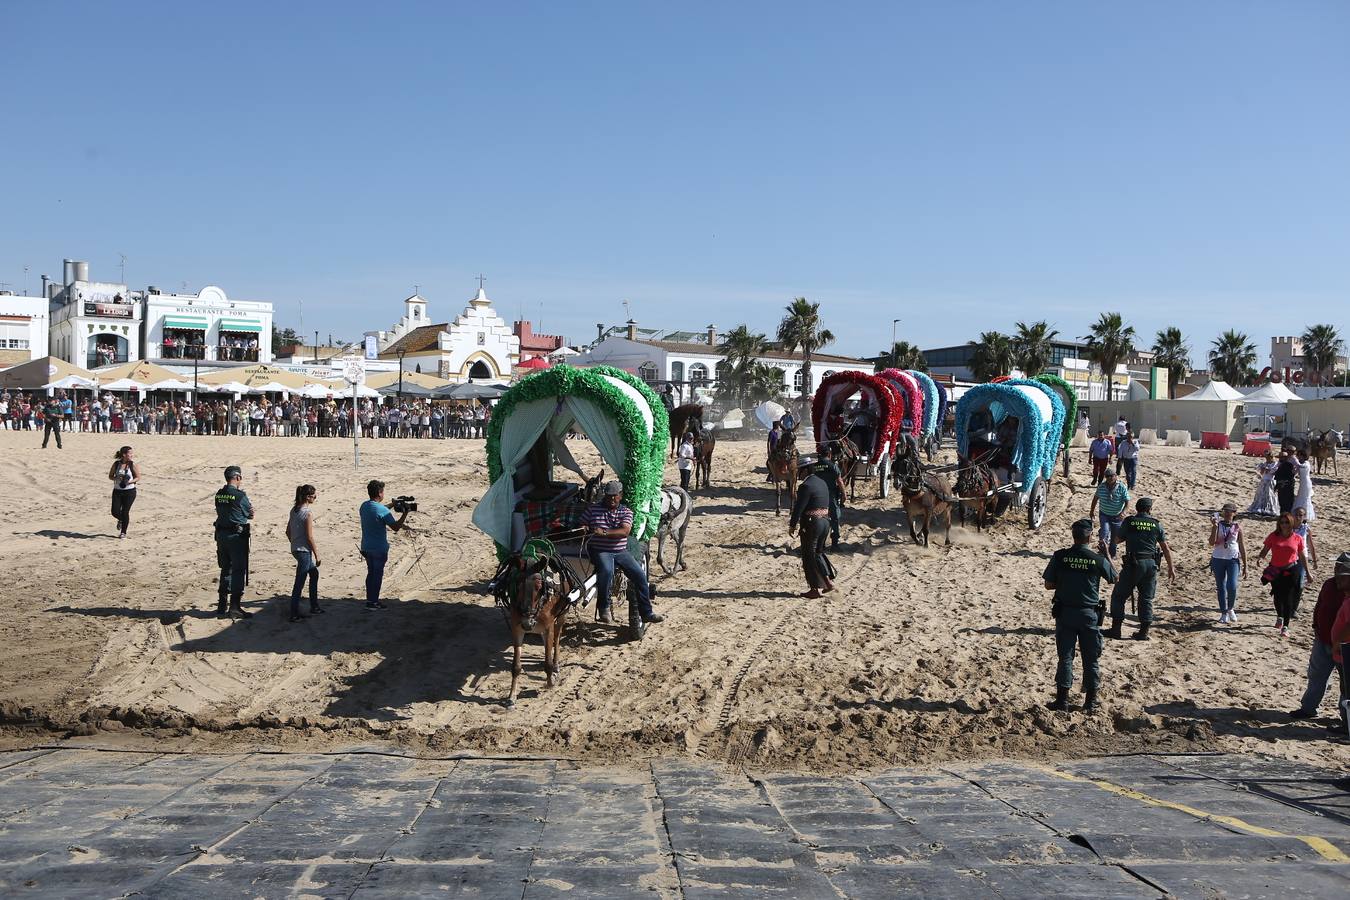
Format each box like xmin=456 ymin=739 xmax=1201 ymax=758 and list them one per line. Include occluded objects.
xmin=754 ymin=400 xmax=787 ymax=430
xmin=43 ymin=375 xmax=99 ymax=390
xmin=98 ymin=377 xmax=150 ymax=392
xmin=149 ymin=378 xmax=195 ymax=391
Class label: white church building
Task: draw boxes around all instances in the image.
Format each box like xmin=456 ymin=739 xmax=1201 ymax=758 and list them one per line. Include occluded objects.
xmin=374 ymin=287 xmax=519 ymax=382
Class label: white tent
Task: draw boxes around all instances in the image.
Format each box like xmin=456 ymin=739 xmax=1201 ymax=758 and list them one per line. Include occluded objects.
xmin=547 ymin=346 xmax=580 ymax=359
xmin=254 ymin=381 xmax=293 ymax=394
xmin=297 ymin=383 xmax=337 ymax=399
xmin=1243 ymin=381 xmax=1301 ymax=404
xmin=1182 ymin=380 xmax=1243 ymax=401
xmin=150 ymin=378 xmax=195 ymax=391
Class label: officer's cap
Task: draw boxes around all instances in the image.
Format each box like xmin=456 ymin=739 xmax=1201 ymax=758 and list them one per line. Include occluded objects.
xmin=224 ymin=465 xmax=242 ymax=481
xmin=1071 ymin=518 xmax=1094 ymax=540
xmin=1136 ymin=497 xmax=1153 ymax=512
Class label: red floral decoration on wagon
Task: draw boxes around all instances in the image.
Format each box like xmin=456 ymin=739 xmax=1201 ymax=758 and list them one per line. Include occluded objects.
xmin=811 ymin=370 xmax=905 ymax=464
xmin=878 ymin=368 xmax=924 ymax=440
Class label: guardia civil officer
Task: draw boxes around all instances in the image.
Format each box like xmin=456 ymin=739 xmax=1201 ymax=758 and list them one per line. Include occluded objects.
xmin=1106 ymin=497 xmax=1175 ymax=641
xmin=214 ymin=465 xmax=255 ymax=619
xmin=1043 ymin=518 xmax=1117 ymax=712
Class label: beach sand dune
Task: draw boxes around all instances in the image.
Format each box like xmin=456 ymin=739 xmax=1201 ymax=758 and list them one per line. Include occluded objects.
xmin=1 ymin=430 xmax=1346 ymax=771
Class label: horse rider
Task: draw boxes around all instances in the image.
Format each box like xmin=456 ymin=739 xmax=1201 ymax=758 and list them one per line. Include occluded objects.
xmin=766 ymin=421 xmax=783 ymax=482
xmin=582 ymin=481 xmax=663 ymax=627
xmin=817 ymin=444 xmax=847 ymax=550
xmin=1106 ymin=497 xmax=1176 ymax=641
xmin=1043 ymin=518 xmax=1117 ymax=713
xmin=214 ymin=465 xmax=255 ymax=620
xmin=788 ymin=462 xmax=834 ymax=599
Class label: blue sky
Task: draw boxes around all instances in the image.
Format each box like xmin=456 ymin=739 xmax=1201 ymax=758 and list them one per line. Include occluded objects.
xmin=3 ymin=1 xmax=1347 ymax=363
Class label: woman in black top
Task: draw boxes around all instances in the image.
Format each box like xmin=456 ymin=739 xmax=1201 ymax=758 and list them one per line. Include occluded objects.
xmin=108 ymin=446 xmax=140 ymax=538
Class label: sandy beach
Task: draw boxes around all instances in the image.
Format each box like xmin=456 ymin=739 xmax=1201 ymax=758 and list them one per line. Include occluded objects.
xmin=1 ymin=428 xmax=1346 ymax=772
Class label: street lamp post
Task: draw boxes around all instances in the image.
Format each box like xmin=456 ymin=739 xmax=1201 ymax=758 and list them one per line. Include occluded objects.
xmin=891 ymin=319 xmax=900 ymax=369
xmin=397 ymin=349 xmax=407 ymax=401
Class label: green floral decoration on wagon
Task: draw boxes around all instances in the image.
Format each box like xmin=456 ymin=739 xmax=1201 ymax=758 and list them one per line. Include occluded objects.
xmin=1032 ymin=373 xmax=1077 ymax=450
xmin=484 ymin=364 xmax=669 ymax=555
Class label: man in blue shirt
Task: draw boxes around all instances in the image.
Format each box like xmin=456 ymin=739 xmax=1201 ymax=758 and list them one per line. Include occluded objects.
xmin=359 ymin=479 xmax=411 ymax=610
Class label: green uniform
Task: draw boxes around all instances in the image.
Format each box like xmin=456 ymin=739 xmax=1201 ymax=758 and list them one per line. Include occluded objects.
xmin=1044 ymin=544 xmax=1117 ymax=691
xmin=213 ymin=484 xmax=253 ymax=609
xmin=1110 ymin=514 xmax=1165 ymax=624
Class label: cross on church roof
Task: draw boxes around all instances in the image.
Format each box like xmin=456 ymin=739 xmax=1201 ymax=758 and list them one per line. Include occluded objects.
xmin=476 ymin=274 xmax=487 ymax=290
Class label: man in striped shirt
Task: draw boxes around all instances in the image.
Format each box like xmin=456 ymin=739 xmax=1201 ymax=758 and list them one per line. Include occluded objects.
xmin=1088 ymin=469 xmax=1130 ymax=559
xmin=582 ymin=481 xmax=662 ymax=627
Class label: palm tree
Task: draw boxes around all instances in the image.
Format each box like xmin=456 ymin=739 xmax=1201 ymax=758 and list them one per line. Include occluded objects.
xmin=717 ymin=324 xmax=767 ymax=406
xmin=1208 ymin=330 xmax=1257 ymax=386
xmin=1083 ymin=312 xmax=1136 ymax=401
xmin=1300 ymin=324 xmax=1344 ymax=390
xmin=1150 ymin=327 xmax=1191 ymax=399
xmin=880 ymin=341 xmax=927 ymax=372
xmin=776 ymin=297 xmax=834 ymax=411
xmin=745 ymin=361 xmax=787 ymax=404
xmin=968 ymin=331 xmax=1014 ymax=382
xmin=1011 ymin=321 xmax=1059 ymax=377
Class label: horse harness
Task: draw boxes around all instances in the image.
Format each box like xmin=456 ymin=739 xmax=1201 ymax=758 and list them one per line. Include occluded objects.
xmin=491 ymin=542 xmax=581 ymax=628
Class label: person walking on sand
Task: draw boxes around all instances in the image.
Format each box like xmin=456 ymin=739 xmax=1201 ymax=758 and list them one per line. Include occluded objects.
xmin=1288 ymin=552 xmax=1350 ymax=727
xmin=1106 ymin=497 xmax=1175 ymax=641
xmin=676 ymin=432 xmax=695 ymax=490
xmin=1209 ymin=503 xmax=1247 ymax=624
xmin=1274 ymin=447 xmax=1297 ymax=516
xmin=1248 ymin=449 xmax=1279 ymax=517
xmin=789 ymin=463 xmax=835 ymax=599
xmin=40 ymin=396 xmax=63 ymax=449
xmin=1117 ymin=430 xmax=1140 ymax=490
xmin=1089 ymin=469 xmax=1129 ymax=558
xmin=1292 ymin=447 xmax=1316 ymax=522
xmin=1256 ymin=513 xmax=1310 ymax=638
xmin=285 ymin=484 xmax=323 ymax=622
xmin=1089 ymin=430 xmax=1114 ymax=485
xmin=108 ymin=446 xmax=140 ymax=538
xmin=1043 ymin=518 xmax=1117 ymax=713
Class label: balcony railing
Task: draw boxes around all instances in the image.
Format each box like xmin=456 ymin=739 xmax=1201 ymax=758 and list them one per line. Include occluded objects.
xmin=217 ymin=347 xmax=260 ymax=363
xmin=162 ymin=345 xmax=207 ymax=360
xmin=88 ymin=352 xmax=129 ymax=369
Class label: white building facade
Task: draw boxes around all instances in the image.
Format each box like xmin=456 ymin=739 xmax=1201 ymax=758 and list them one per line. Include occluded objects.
xmin=378 ymin=287 xmax=518 ymax=382
xmin=49 ymin=278 xmax=143 ymax=369
xmin=142 ymin=286 xmax=274 ymax=365
xmin=579 ymin=325 xmax=869 ymax=401
xmin=0 ymin=293 xmax=51 ymax=364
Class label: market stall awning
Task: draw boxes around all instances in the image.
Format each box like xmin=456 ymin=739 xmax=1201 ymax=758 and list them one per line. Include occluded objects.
xmin=163 ymin=316 xmax=209 ymax=330
xmin=219 ymin=319 xmax=263 ymax=333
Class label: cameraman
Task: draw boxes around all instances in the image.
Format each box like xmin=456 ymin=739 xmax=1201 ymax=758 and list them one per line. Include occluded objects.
xmin=359 ymin=479 xmax=412 ymax=611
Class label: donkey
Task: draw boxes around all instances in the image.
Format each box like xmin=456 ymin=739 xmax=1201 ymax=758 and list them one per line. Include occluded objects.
xmin=498 ymin=554 xmax=576 ymax=707
xmin=694 ymin=429 xmax=716 ymax=489
xmin=767 ymin=429 xmax=799 ymax=515
xmin=894 ymin=449 xmax=954 ymax=546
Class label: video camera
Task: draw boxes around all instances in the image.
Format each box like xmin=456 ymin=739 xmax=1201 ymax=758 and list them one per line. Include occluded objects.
xmin=392 ymin=495 xmax=418 ymax=514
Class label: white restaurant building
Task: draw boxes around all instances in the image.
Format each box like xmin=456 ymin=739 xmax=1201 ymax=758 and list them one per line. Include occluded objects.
xmin=142 ymin=286 xmax=274 ymax=365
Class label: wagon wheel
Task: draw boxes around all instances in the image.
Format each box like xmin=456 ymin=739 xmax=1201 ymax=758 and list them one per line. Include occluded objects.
xmin=878 ymin=451 xmax=890 ymax=499
xmin=1027 ymin=476 xmax=1048 ymax=530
